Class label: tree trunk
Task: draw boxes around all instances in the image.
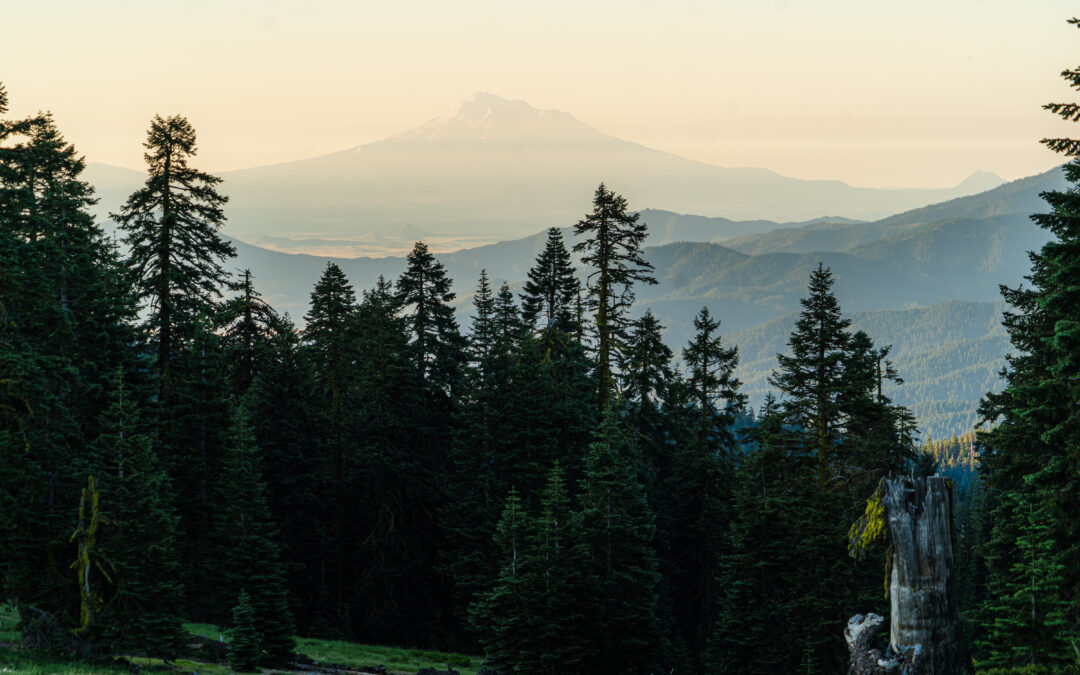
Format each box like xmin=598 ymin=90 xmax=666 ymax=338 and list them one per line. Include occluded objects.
xmin=883 ymin=476 xmax=972 ymax=674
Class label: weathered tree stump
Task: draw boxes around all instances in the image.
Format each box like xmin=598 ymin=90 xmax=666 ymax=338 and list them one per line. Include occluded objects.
xmin=847 ymin=476 xmax=973 ymax=674
xmin=884 ymin=476 xmax=971 ymax=674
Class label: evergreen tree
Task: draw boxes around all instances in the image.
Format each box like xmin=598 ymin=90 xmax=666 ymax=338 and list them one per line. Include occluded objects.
xmin=214 ymin=403 xmax=295 ymax=663
xmin=220 ymin=269 xmax=278 ymax=398
xmin=228 ymin=589 xmax=261 ymax=672
xmin=976 ymin=21 xmax=1080 ymax=663
xmin=769 ymin=263 xmax=851 ymax=485
xmin=521 ymin=227 xmax=579 ymax=333
xmin=470 ymin=488 xmax=530 ymax=671
xmin=352 ymin=275 xmax=443 ymax=643
xmin=246 ymin=312 xmax=326 ymax=629
xmin=303 ymin=262 xmax=359 ymax=625
xmin=396 ymin=240 xmax=466 ymax=393
xmin=518 ymin=463 xmax=598 ymax=673
xmin=620 ymin=309 xmax=675 ymax=497
xmin=978 ymin=479 xmax=1071 ymax=666
xmin=0 ymin=91 xmax=144 ymax=633
xmin=572 ymin=184 xmax=656 ymax=409
xmin=579 ymin=412 xmax=663 ymax=674
xmin=83 ymin=370 xmax=185 ymax=658
xmin=663 ymin=306 xmax=743 ymax=662
xmin=112 ymin=114 xmax=234 ymax=397
xmin=621 ymin=309 xmax=673 ymax=410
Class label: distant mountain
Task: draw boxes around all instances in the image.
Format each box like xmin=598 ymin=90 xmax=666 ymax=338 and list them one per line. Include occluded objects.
xmin=85 ymin=93 xmax=1004 ymax=248
xmin=724 ymin=166 xmax=1065 ymax=255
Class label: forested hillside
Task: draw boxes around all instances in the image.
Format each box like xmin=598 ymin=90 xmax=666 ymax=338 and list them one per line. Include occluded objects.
xmin=3 ymin=49 xmax=1080 ymax=675
xmin=208 ymin=174 xmax=1056 ymax=440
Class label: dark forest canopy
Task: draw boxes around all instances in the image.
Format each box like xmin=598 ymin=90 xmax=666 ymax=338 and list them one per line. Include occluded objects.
xmin=3 ymin=21 xmax=1080 ymax=670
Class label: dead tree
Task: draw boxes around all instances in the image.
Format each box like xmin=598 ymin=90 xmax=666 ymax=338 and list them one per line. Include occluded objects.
xmin=847 ymin=476 xmax=973 ymax=675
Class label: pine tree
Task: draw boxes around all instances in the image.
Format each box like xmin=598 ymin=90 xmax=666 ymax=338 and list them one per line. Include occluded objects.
xmin=769 ymin=264 xmax=852 ymax=485
xmin=220 ymin=269 xmax=278 ymax=399
xmin=303 ymin=262 xmax=359 ymax=624
xmin=84 ymin=369 xmax=185 ymax=658
xmin=228 ymin=589 xmax=261 ymax=672
xmin=521 ymin=227 xmax=579 ymax=333
xmin=112 ymin=114 xmax=234 ymax=397
xmin=0 ymin=91 xmax=144 ymax=631
xmin=978 ymin=480 xmax=1071 ymax=666
xmin=621 ymin=309 xmax=673 ymax=410
xmin=470 ymin=488 xmax=530 ymax=672
xmin=579 ymin=412 xmax=663 ymax=674
xmin=245 ymin=312 xmax=326 ymax=629
xmin=663 ymin=306 xmax=743 ymax=662
xmin=215 ymin=403 xmax=295 ymax=663
xmin=573 ymin=184 xmax=656 ymax=409
xmin=976 ymin=20 xmax=1080 ymax=663
xmin=470 ymin=269 xmax=498 ymax=368
xmin=396 ymin=241 xmax=466 ymax=393
xmin=518 ymin=463 xmax=598 ymax=673
xmin=620 ymin=309 xmax=675 ymax=497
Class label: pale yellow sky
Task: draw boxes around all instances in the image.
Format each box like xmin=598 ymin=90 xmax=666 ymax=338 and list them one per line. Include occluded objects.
xmin=3 ymin=0 xmax=1076 ymax=187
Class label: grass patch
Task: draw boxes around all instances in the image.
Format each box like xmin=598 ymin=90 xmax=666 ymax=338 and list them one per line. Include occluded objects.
xmin=295 ymin=635 xmax=480 ymax=674
xmin=0 ymin=603 xmax=19 ymax=644
xmin=0 ymin=649 xmax=130 ymax=674
xmin=0 ymin=611 xmax=482 ymax=675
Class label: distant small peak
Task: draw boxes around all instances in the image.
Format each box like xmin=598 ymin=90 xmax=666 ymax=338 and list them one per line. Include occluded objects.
xmin=954 ymin=170 xmax=1005 ymax=192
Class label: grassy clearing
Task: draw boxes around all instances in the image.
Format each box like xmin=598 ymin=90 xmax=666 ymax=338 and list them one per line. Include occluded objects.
xmin=0 ymin=611 xmax=481 ymax=675
xmin=0 ymin=603 xmax=19 ymax=644
xmin=183 ymin=621 xmax=481 ymax=674
xmin=293 ymin=635 xmax=480 ymax=674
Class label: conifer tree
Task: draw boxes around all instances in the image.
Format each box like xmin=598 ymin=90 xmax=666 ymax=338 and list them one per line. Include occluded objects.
xmin=573 ymin=184 xmax=656 ymax=409
xmin=396 ymin=241 xmax=466 ymax=393
xmin=220 ymin=269 xmax=278 ymax=398
xmin=228 ymin=589 xmax=261 ymax=672
xmin=769 ymin=263 xmax=852 ymax=485
xmin=579 ymin=412 xmax=663 ymax=674
xmin=0 ymin=91 xmax=143 ymax=629
xmin=521 ymin=227 xmax=579 ymax=332
xmin=663 ymin=306 xmax=742 ymax=661
xmin=621 ymin=309 xmax=673 ymax=409
xmin=112 ymin=114 xmax=234 ymax=396
xmin=215 ymin=403 xmax=295 ymax=663
xmin=84 ymin=369 xmax=184 ymax=658
xmin=352 ymin=275 xmax=446 ymax=643
xmin=620 ymin=309 xmax=675 ymax=492
xmin=977 ymin=481 xmax=1071 ymax=666
xmin=246 ymin=312 xmax=326 ymax=627
xmin=470 ymin=269 xmax=498 ymax=368
xmin=470 ymin=488 xmax=530 ymax=671
xmin=304 ymin=261 xmax=359 ymax=623
xmin=976 ymin=21 xmax=1080 ymax=661
xmin=518 ymin=463 xmax=598 ymax=673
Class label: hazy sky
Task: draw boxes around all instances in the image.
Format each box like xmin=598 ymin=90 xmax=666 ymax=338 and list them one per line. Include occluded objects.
xmin=3 ymin=0 xmax=1078 ymax=187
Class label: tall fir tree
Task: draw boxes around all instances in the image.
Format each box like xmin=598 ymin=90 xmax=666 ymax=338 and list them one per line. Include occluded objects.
xmin=0 ymin=91 xmax=145 ymax=634
xmin=82 ymin=369 xmax=185 ymax=658
xmin=303 ymin=262 xmax=359 ymax=626
xmin=976 ymin=20 xmax=1080 ymax=663
xmin=112 ymin=114 xmax=234 ymax=398
xmin=663 ymin=306 xmax=743 ymax=664
xmin=520 ymin=227 xmax=579 ymax=334
xmin=572 ymin=184 xmax=656 ymax=409
xmin=579 ymin=411 xmax=663 ymax=674
xmin=769 ymin=263 xmax=851 ymax=486
xmin=214 ymin=403 xmax=295 ymax=663
xmin=246 ymin=311 xmax=326 ymax=629
xmin=220 ymin=269 xmax=278 ymax=399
